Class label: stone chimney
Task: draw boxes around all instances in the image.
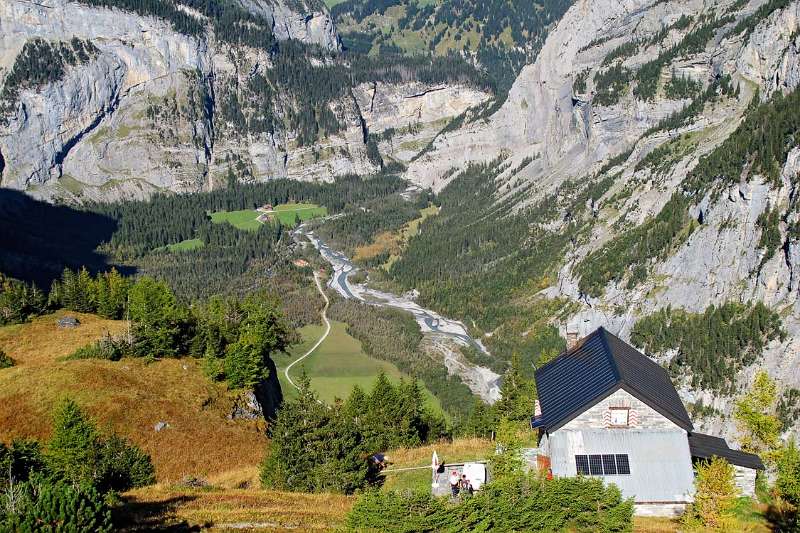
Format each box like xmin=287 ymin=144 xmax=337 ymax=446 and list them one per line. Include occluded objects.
xmin=565 ymin=322 xmax=580 ymax=350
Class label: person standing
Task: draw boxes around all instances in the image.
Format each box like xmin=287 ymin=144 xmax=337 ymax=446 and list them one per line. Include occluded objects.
xmin=460 ymin=474 xmax=473 ymax=496
xmin=449 ymin=470 xmax=460 ymax=498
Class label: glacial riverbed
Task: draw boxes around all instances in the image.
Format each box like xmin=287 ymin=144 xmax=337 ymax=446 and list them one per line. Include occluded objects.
xmin=295 ymin=225 xmax=502 ymax=403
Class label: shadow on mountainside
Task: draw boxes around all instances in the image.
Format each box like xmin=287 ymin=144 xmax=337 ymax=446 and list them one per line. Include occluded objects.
xmin=0 ymin=188 xmax=134 ymax=286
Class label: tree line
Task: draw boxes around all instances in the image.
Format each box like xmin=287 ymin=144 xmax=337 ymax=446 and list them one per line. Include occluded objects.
xmin=0 ymin=266 xmax=294 ymax=392
xmin=631 ymin=302 xmax=784 ymax=393
xmin=262 ymin=371 xmax=447 ymax=494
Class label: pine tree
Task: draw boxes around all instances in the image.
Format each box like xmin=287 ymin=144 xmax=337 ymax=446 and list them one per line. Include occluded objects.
xmin=260 ymin=372 xmax=330 ymax=492
xmin=496 ymin=353 xmax=536 ymax=422
xmin=46 ymin=399 xmax=101 ymax=487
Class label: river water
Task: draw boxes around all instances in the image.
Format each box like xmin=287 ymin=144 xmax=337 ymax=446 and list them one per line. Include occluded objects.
xmin=295 ymin=224 xmax=502 ymax=402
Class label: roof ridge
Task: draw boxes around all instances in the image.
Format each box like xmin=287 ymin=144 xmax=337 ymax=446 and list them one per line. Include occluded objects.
xmin=597 ymin=327 xmax=621 ymax=382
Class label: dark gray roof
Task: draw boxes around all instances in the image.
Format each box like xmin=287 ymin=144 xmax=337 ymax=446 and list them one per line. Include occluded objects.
xmin=688 ymin=432 xmax=765 ymax=470
xmin=533 ymin=327 xmax=693 ymax=432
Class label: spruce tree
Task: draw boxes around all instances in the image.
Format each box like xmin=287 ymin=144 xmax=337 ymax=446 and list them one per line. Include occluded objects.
xmin=260 ymin=372 xmax=330 ymax=492
xmin=46 ymin=399 xmax=101 ymax=487
xmin=495 ymin=353 xmax=536 ymax=422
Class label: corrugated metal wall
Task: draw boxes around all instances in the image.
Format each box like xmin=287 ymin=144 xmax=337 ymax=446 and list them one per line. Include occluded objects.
xmin=549 ymin=429 xmax=694 ymax=503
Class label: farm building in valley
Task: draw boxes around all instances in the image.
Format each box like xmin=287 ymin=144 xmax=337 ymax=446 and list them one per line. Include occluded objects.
xmin=532 ymin=327 xmax=763 ymax=517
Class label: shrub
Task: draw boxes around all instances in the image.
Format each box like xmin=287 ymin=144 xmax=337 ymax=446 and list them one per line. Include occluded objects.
xmin=0 ymin=439 xmax=46 ymax=488
xmin=46 ymin=399 xmax=155 ymax=493
xmin=682 ymin=456 xmax=738 ymax=531
xmin=0 ymin=349 xmax=13 ymax=369
xmin=66 ymin=333 xmax=128 ymax=361
xmin=1 ymin=475 xmax=112 ymax=532
xmin=345 ymin=473 xmax=634 ymax=532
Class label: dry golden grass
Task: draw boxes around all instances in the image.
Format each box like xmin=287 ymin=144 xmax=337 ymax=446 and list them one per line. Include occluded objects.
xmin=353 ymin=230 xmax=402 ymax=262
xmin=0 ymin=310 xmax=128 ymax=366
xmin=634 ymin=517 xmax=680 ymax=532
xmin=119 ymin=485 xmax=353 ymax=532
xmin=0 ymin=312 xmax=266 ymax=482
xmin=386 ymin=437 xmax=493 ymax=468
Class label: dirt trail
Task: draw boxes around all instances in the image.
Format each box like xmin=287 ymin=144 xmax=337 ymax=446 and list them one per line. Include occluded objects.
xmin=284 ymin=272 xmax=330 ymax=391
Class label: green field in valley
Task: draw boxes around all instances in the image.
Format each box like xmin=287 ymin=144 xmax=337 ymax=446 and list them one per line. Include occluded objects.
xmin=209 ymin=209 xmax=263 ymax=231
xmin=209 ymin=203 xmax=327 ymax=232
xmin=271 ymin=203 xmax=328 ymax=225
xmin=166 ymin=238 xmax=204 ymax=252
xmin=274 ymin=320 xmax=446 ymax=418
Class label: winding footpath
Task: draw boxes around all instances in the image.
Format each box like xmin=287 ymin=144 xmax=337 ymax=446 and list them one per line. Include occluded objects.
xmin=284 ymin=271 xmax=330 ymax=391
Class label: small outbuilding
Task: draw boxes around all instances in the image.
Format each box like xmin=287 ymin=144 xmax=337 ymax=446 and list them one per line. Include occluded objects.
xmin=532 ymin=327 xmax=763 ymax=517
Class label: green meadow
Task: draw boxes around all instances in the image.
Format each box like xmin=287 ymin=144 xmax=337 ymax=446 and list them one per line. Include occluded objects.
xmin=209 ymin=209 xmax=263 ymax=231
xmin=166 ymin=238 xmax=204 ymax=252
xmin=274 ymin=320 xmax=446 ymax=418
xmin=209 ymin=203 xmax=327 ymax=232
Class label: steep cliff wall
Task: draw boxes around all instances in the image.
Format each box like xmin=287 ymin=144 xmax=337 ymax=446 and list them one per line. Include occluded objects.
xmin=401 ymin=0 xmax=800 ymax=436
xmin=0 ymin=0 xmax=488 ymax=201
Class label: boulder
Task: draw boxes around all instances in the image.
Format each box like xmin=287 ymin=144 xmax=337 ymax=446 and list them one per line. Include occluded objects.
xmin=56 ymin=316 xmax=80 ymax=328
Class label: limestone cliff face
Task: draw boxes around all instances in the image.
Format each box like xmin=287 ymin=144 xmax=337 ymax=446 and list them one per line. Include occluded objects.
xmin=405 ymin=0 xmax=800 ymax=435
xmin=237 ymin=0 xmax=340 ymax=51
xmin=0 ymin=0 xmax=486 ymax=201
xmin=352 ymin=81 xmax=490 ymax=164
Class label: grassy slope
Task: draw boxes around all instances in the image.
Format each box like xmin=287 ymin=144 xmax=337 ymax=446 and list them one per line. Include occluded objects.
xmin=272 ymin=203 xmax=327 ymax=225
xmin=121 ymin=479 xmax=352 ymax=531
xmin=0 ymin=311 xmax=266 ymax=482
xmin=274 ymin=320 xmax=446 ymax=417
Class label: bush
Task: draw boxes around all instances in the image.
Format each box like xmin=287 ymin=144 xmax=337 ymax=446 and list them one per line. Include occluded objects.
xmin=346 ymin=473 xmax=634 ymax=532
xmin=47 ymin=399 xmax=155 ymax=493
xmin=66 ymin=334 xmax=128 ymax=361
xmin=0 ymin=349 xmax=13 ymax=369
xmin=1 ymin=475 xmax=112 ymax=532
xmin=682 ymin=457 xmax=738 ymax=531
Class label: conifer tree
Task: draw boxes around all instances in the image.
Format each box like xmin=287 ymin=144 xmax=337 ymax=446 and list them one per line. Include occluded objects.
xmin=682 ymin=457 xmax=738 ymax=531
xmin=46 ymin=399 xmax=101 ymax=487
xmin=261 ymin=371 xmax=330 ymax=492
xmin=734 ymin=371 xmax=782 ymax=464
xmin=495 ymin=353 xmax=536 ymax=422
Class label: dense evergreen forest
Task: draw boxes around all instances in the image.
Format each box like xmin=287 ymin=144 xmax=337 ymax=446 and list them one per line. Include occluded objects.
xmin=384 ymin=159 xmax=577 ymax=373
xmin=314 ymin=190 xmax=430 ymax=254
xmin=631 ymin=303 xmax=785 ymax=393
xmin=332 ymin=0 xmax=573 ymax=97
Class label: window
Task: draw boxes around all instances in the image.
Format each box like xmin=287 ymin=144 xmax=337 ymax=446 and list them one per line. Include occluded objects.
xmin=609 ymin=407 xmax=629 ymax=426
xmin=575 ymin=455 xmax=590 ymax=475
xmin=574 ymin=454 xmax=630 ymax=476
